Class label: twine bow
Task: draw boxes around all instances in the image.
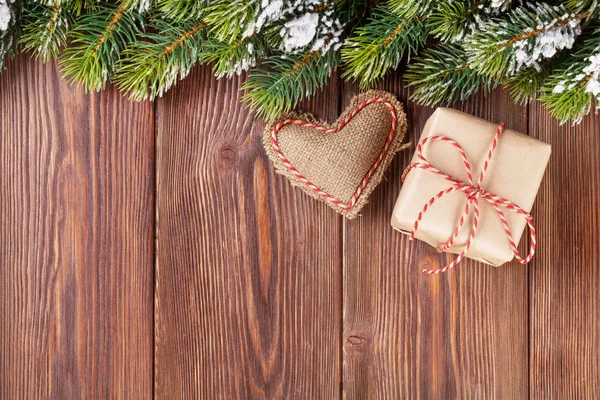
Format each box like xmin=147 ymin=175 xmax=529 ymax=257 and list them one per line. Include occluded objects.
xmin=401 ymin=123 xmax=537 ymax=275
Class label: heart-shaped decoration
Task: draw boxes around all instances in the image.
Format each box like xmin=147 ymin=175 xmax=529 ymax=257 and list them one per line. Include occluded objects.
xmin=263 ymin=90 xmax=408 ymax=218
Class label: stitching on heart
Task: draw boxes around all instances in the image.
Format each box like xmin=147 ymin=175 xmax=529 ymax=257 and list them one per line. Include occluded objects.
xmin=270 ymin=97 xmax=398 ymax=211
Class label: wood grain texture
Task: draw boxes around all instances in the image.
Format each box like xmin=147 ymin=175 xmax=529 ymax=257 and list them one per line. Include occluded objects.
xmin=0 ymin=57 xmax=154 ymax=399
xmin=342 ymin=81 xmax=530 ymax=398
xmin=3 ymin=56 xmax=600 ymax=399
xmin=154 ymin=66 xmax=342 ymax=399
xmin=529 ymin=103 xmax=600 ymax=398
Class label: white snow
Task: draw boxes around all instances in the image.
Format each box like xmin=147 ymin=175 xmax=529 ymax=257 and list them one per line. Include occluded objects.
xmin=584 ymin=53 xmax=600 ymax=96
xmin=242 ymin=22 xmax=256 ymax=38
xmin=552 ymin=82 xmax=566 ymax=94
xmin=586 ymin=79 xmax=600 ymax=96
xmin=228 ymin=56 xmax=257 ymax=77
xmin=255 ymin=0 xmax=284 ymax=33
xmin=137 ymin=0 xmax=150 ymax=13
xmin=240 ymin=0 xmax=344 ymax=56
xmin=508 ymin=13 xmax=582 ymax=74
xmin=490 ymin=0 xmax=510 ymax=9
xmin=281 ymin=12 xmax=319 ymax=52
xmin=0 ymin=0 xmax=11 ymax=32
xmin=551 ymin=52 xmax=600 ymax=98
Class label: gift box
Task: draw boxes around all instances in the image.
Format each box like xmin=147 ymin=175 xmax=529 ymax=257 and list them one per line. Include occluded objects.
xmin=391 ymin=108 xmax=551 ymax=270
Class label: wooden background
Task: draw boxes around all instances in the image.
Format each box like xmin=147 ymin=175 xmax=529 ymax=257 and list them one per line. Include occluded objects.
xmin=1 ymin=56 xmax=599 ymax=399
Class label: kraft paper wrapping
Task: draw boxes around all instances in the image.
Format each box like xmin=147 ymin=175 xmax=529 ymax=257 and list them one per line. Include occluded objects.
xmin=391 ymin=108 xmax=551 ymax=266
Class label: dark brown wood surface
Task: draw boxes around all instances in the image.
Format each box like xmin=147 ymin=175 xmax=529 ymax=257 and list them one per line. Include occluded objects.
xmin=1 ymin=56 xmax=599 ymax=398
xmin=0 ymin=57 xmax=154 ymax=398
xmin=529 ymin=103 xmax=600 ymax=398
xmin=154 ymin=68 xmax=342 ymax=399
xmin=341 ymin=82 xmax=529 ymax=399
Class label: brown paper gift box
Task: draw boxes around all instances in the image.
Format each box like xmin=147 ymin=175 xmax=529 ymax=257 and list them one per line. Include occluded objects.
xmin=391 ymin=108 xmax=551 ymax=266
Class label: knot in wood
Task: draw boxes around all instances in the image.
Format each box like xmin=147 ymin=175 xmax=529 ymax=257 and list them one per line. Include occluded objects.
xmin=217 ymin=147 xmax=238 ymax=168
xmin=345 ymin=333 xmax=371 ymax=355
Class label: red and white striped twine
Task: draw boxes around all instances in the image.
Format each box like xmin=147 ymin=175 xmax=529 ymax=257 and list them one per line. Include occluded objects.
xmin=271 ymin=97 xmax=398 ymax=212
xmin=401 ymin=123 xmax=537 ymax=275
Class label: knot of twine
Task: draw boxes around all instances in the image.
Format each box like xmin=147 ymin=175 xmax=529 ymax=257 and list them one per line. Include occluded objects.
xmin=401 ymin=123 xmax=537 ymax=275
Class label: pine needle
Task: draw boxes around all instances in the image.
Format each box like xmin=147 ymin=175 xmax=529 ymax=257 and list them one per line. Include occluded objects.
xmin=60 ymin=1 xmax=143 ymax=91
xmin=115 ymin=18 xmax=207 ymax=100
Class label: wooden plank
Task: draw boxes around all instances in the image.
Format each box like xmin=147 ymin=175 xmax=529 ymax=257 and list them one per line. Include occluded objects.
xmin=529 ymin=104 xmax=600 ymax=397
xmin=0 ymin=57 xmax=155 ymax=398
xmin=154 ymin=66 xmax=342 ymax=398
xmin=342 ymin=80 xmax=529 ymax=398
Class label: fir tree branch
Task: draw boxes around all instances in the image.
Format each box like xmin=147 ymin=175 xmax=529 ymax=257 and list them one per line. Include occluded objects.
xmin=465 ymin=3 xmax=587 ymax=79
xmin=341 ymin=4 xmax=427 ymax=87
xmin=21 ymin=1 xmax=72 ymax=62
xmin=2 ymin=0 xmax=600 ymax=126
xmin=405 ymin=42 xmax=495 ymax=107
xmin=564 ymin=0 xmax=600 ymax=16
xmin=66 ymin=0 xmax=99 ymax=16
xmin=202 ymin=34 xmax=265 ymax=78
xmin=502 ymin=13 xmax=587 ymax=48
xmin=93 ymin=3 xmax=128 ymax=51
xmin=334 ymin=0 xmax=371 ymax=21
xmin=243 ymin=48 xmax=339 ymax=119
xmin=115 ymin=19 xmax=207 ymax=100
xmin=388 ymin=0 xmax=436 ymax=18
xmin=155 ymin=0 xmax=208 ymax=21
xmin=203 ymin=0 xmax=257 ymax=43
xmin=503 ymin=58 xmax=559 ymax=104
xmin=428 ymin=0 xmax=485 ymax=42
xmin=540 ymin=26 xmax=600 ymax=124
xmin=60 ymin=1 xmax=142 ymax=91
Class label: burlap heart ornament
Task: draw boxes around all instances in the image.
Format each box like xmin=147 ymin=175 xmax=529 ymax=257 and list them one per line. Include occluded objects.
xmin=263 ymin=90 xmax=408 ymax=218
